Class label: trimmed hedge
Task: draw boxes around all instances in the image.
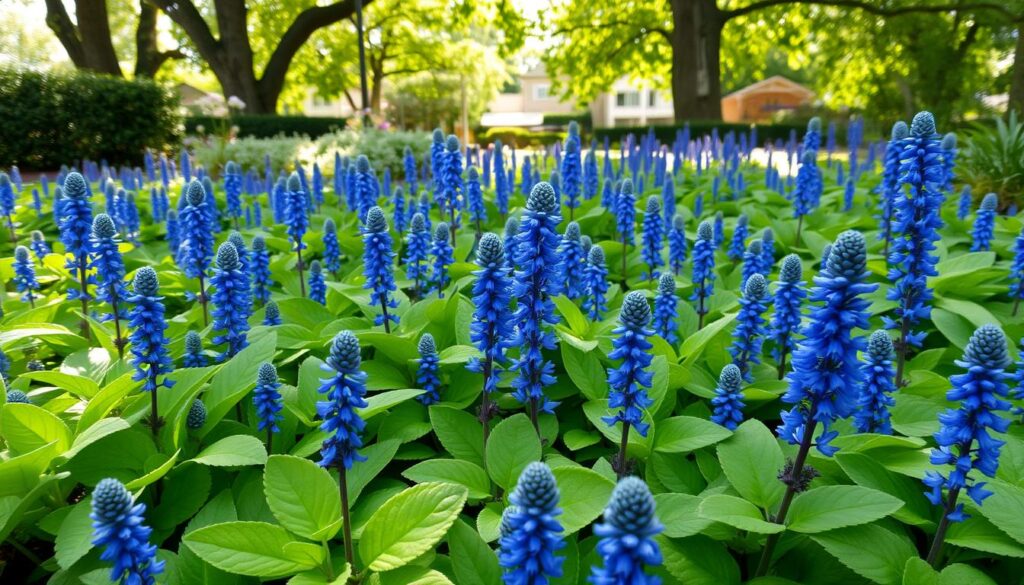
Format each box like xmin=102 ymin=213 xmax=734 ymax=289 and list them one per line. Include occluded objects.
xmin=185 ymin=115 xmax=348 ymax=139
xmin=593 ymin=121 xmax=810 ymax=146
xmin=478 ymin=127 xmax=563 ymax=147
xmin=0 ymin=68 xmax=181 ymax=170
xmin=542 ymin=112 xmax=591 ymax=130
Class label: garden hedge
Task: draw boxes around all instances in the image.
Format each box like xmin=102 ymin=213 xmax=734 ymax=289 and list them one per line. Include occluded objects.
xmin=185 ymin=115 xmax=349 ymax=139
xmin=0 ymin=68 xmax=181 ymax=170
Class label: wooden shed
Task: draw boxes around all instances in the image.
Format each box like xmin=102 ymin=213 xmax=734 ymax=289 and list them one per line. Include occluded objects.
xmin=721 ymin=76 xmax=815 ymax=123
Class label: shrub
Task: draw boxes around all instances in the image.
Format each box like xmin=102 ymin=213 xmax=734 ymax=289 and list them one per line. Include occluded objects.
xmin=185 ymin=115 xmax=348 ymax=139
xmin=0 ymin=68 xmax=181 ymax=169
xmin=542 ymin=112 xmax=591 ymax=130
xmin=961 ymin=112 xmax=1024 ymax=209
xmin=479 ymin=127 xmax=563 ymax=147
xmin=593 ymin=120 xmax=807 ymax=147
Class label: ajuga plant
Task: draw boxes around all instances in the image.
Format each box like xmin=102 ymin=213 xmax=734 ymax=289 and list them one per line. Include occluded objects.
xmin=653 ymin=272 xmax=679 ymax=344
xmin=713 ymin=211 xmax=725 ymax=249
xmin=770 ymin=254 xmax=806 ymax=379
xmin=600 ymin=178 xmax=615 ymax=210
xmin=549 ymin=170 xmax=562 ymax=208
xmin=615 ymin=178 xmax=636 ymax=283
xmin=1012 ymin=228 xmax=1024 ymax=316
xmin=641 ymin=196 xmax=664 ymax=280
xmin=0 ymin=172 xmax=16 ymax=241
xmin=561 ymin=121 xmax=582 ymax=220
xmin=250 ymin=235 xmax=274 ymax=306
xmin=760 ymin=227 xmax=775 ymax=274
xmin=6 ymin=390 xmax=29 ymax=404
xmin=502 ymin=216 xmax=519 ymax=273
xmin=493 ymin=141 xmax=510 ymax=217
xmin=970 ymin=192 xmax=998 ymax=252
xmin=209 ymin=242 xmax=251 ymax=361
xmin=392 ymin=185 xmax=406 ymax=234
xmin=694 ymin=191 xmax=704 ymax=219
xmin=254 ymin=362 xmax=283 ymax=450
xmin=957 ymin=185 xmax=972 ymax=221
xmin=90 ymin=214 xmax=128 ymax=355
xmin=228 ymin=231 xmax=249 ymax=273
xmin=362 ymin=207 xmax=399 ymax=331
xmin=60 ymin=172 xmax=94 ymax=335
xmin=853 ymin=330 xmax=897 ymax=434
xmin=90 ymin=478 xmax=164 ymax=585
xmin=285 ymin=172 xmax=309 ymax=298
xmin=308 ymin=260 xmax=327 ymax=305
xmin=584 ymin=245 xmax=610 ymax=321
xmin=498 ymin=462 xmax=565 ymax=584
xmin=418 ymin=192 xmax=432 ymax=231
xmin=404 ymin=145 xmax=418 ymax=197
xmin=691 ymin=220 xmax=716 ymax=329
xmin=468 ymin=233 xmax=513 ymax=455
xmin=187 ymin=398 xmax=206 ymax=430
xmin=466 ymin=166 xmax=485 ymax=237
xmin=178 ymin=180 xmax=214 ymax=324
xmin=792 ymin=150 xmax=818 ymax=243
xmin=322 ymin=218 xmax=341 ymax=279
xmin=605 ymin=291 xmax=654 ymax=475
xmin=741 ymin=239 xmax=763 ymax=288
xmin=757 ymin=230 xmax=875 ymax=577
xmin=886 ymin=111 xmax=944 ymax=387
xmin=263 ymin=300 xmax=282 ymax=326
xmin=924 ymin=324 xmax=1011 ymax=567
xmin=430 ymin=128 xmax=445 ymax=192
xmin=711 ymin=363 xmax=745 ymax=430
xmin=668 ymin=213 xmax=687 ymax=275
xmin=728 ymin=213 xmax=749 ymax=262
xmin=183 ymin=330 xmax=207 ymax=368
xmin=590 ymin=476 xmax=663 ymax=584
xmin=128 ymin=267 xmax=175 ymax=436
xmin=429 ymin=222 xmax=454 ymax=299
xmin=661 ymin=178 xmax=675 ymax=232
xmin=353 ymin=155 xmax=377 ymax=220
xmin=560 ymin=221 xmax=586 ymax=298
xmin=316 ymin=330 xmax=367 ymax=567
xmin=29 ymin=230 xmax=50 ymax=261
xmin=584 ymin=150 xmax=599 ymax=201
xmin=820 ymin=243 xmax=832 ymax=271
xmin=512 ymin=182 xmax=563 ymax=431
xmin=166 ymin=209 xmax=180 ymax=258
xmin=415 ymin=333 xmax=441 ymax=405
xmin=404 ymin=213 xmax=431 ymax=299
xmin=441 ymin=135 xmax=464 ymax=242
xmin=729 ymin=273 xmax=769 ymax=381
xmin=12 ymin=246 xmax=38 ymax=309
xmin=224 ymin=161 xmax=243 ymax=229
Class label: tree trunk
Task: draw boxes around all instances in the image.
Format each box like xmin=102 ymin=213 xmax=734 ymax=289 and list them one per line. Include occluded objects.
xmin=670 ymin=0 xmax=724 ymax=121
xmin=44 ymin=0 xmax=122 ymax=76
xmin=371 ymin=67 xmax=384 ymax=114
xmin=1010 ymin=26 xmax=1024 ymax=115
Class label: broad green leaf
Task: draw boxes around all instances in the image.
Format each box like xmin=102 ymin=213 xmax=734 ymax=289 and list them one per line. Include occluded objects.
xmin=184 ymin=521 xmax=321 ymax=577
xmin=946 ymin=514 xmax=1024 ymax=558
xmin=359 ymin=389 xmax=424 ymax=419
xmin=358 ymin=482 xmax=468 ymax=572
xmin=346 ymin=439 xmax=401 ymax=504
xmin=561 ymin=344 xmax=608 ymax=400
xmin=680 ymin=313 xmax=736 ymax=364
xmin=61 ymin=417 xmax=130 ymax=462
xmin=1 ymin=403 xmax=72 ymax=455
xmin=977 ymin=478 xmax=1024 ymax=546
xmin=125 ymin=449 xmax=180 ymax=490
xmin=201 ymin=332 xmax=277 ymax=434
xmin=902 ymin=557 xmax=939 ymax=585
xmin=402 ymin=459 xmax=492 ymax=500
xmin=654 ymin=493 xmax=712 ymax=538
xmin=654 ymin=416 xmax=732 ymax=453
xmin=0 ymin=472 xmax=65 ymax=543
xmin=20 ymin=371 xmax=99 ymax=398
xmin=659 ymin=534 xmax=741 ymax=585
xmin=697 ymin=494 xmax=784 ymax=534
xmin=448 ymin=519 xmax=501 ymax=585
xmin=834 ymin=452 xmax=933 ymax=527
xmin=264 ymin=455 xmax=343 ymax=540
xmin=786 ymin=485 xmax=903 ymax=533
xmin=550 ymin=466 xmax=615 ymax=536
xmin=369 ymin=566 xmax=454 ymax=585
xmin=438 ymin=345 xmax=482 ymax=365
xmin=716 ymin=419 xmax=784 ymax=509
xmin=811 ymin=524 xmax=916 ymax=585
xmin=429 ymin=406 xmax=484 ymax=466
xmin=191 ymin=435 xmax=268 ymax=467
xmin=485 ymin=414 xmax=542 ymax=490
xmin=55 ymin=500 xmax=93 ymax=570
xmin=553 ymin=295 xmax=589 ymax=334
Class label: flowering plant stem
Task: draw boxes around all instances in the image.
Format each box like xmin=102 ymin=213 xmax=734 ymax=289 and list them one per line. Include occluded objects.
xmin=925 ymin=439 xmax=970 ymax=567
xmin=338 ymin=465 xmax=355 ymax=571
xmin=198 ymin=273 xmax=209 ymax=326
xmin=755 ymin=408 xmax=818 ymax=577
xmin=77 ymin=256 xmax=90 ymax=338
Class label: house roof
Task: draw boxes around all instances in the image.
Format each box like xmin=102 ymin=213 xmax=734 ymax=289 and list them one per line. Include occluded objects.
xmin=723 ymin=76 xmax=815 ymax=100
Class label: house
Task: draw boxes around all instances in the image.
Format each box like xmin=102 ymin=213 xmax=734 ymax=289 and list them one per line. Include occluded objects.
xmin=589 ymin=78 xmax=674 ymax=128
xmin=721 ymin=76 xmax=815 ymax=123
xmin=480 ymin=64 xmax=581 ymax=127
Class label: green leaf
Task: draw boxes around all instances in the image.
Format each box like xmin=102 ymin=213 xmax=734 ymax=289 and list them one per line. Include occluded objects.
xmin=697 ymin=494 xmax=784 ymax=534
xmin=977 ymin=478 xmax=1024 ymax=545
xmin=201 ymin=332 xmax=277 ymax=434
xmin=191 ymin=435 xmax=268 ymax=467
xmin=679 ymin=313 xmax=736 ymax=365
xmin=553 ymin=295 xmax=589 ymax=334
xmin=429 ymin=406 xmax=484 ymax=466
xmin=55 ymin=500 xmax=93 ymax=570
xmin=659 ymin=535 xmax=741 ymax=585
xmin=20 ymin=371 xmax=100 ymax=398
xmin=485 ymin=414 xmax=542 ymax=490
xmin=561 ymin=344 xmax=608 ymax=400
xmin=946 ymin=514 xmax=1024 ymax=558
xmin=786 ymin=485 xmax=904 ymax=533
xmin=448 ymin=519 xmax=501 ymax=585
xmin=550 ymin=466 xmax=615 ymax=536
xmin=264 ymin=455 xmax=343 ymax=540
xmin=811 ymin=524 xmax=916 ymax=585
xmin=1 ymin=403 xmax=72 ymax=455
xmin=346 ymin=439 xmax=401 ymax=504
xmin=360 ymin=389 xmax=424 ymax=419
xmin=716 ymin=419 xmax=784 ymax=509
xmin=438 ymin=345 xmax=482 ymax=365
xmin=402 ymin=459 xmax=491 ymax=499
xmin=184 ymin=521 xmax=322 ymax=577
xmin=61 ymin=417 xmax=130 ymax=462
xmin=358 ymin=482 xmax=468 ymax=572
xmin=902 ymin=557 xmax=939 ymax=585
xmin=654 ymin=493 xmax=712 ymax=538
xmin=834 ymin=452 xmax=933 ymax=527
xmin=654 ymin=416 xmax=732 ymax=453
xmin=368 ymin=566 xmax=455 ymax=585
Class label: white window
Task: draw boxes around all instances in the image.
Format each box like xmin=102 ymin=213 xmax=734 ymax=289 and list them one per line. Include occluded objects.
xmin=616 ymin=91 xmax=640 ymax=107
xmin=533 ymin=84 xmax=551 ymax=100
xmin=648 ymin=91 xmax=658 ymax=107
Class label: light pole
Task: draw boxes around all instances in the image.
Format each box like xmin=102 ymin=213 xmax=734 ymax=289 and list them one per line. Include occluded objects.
xmin=356 ymin=0 xmax=370 ymax=128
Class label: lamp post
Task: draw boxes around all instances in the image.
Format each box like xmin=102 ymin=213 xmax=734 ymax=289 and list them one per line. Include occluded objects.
xmin=356 ymin=0 xmax=370 ymax=128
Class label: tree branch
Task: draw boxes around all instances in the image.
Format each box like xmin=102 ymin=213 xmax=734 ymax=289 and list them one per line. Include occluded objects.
xmin=722 ymin=0 xmax=1020 ymax=23
xmin=147 ymin=0 xmax=223 ymax=65
xmin=44 ymin=0 xmax=85 ymax=67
